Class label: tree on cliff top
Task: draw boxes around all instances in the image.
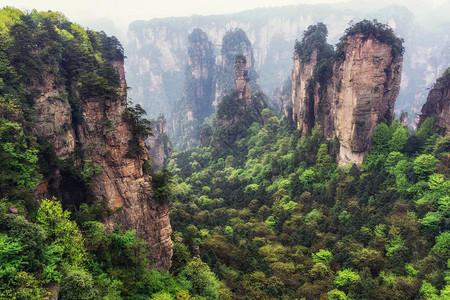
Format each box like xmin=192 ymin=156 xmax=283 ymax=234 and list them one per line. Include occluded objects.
xmin=336 ymin=19 xmax=404 ymax=60
xmin=294 ymin=22 xmax=333 ymax=62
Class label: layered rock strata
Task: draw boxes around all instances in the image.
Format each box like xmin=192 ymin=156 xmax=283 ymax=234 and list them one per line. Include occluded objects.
xmin=328 ymin=34 xmax=403 ymax=165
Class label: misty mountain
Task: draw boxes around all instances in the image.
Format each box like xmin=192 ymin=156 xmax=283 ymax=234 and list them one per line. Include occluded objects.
xmin=125 ymin=2 xmax=449 ymax=136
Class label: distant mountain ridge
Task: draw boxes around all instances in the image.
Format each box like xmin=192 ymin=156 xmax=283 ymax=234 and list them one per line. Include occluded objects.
xmin=125 ymin=2 xmax=449 ymax=138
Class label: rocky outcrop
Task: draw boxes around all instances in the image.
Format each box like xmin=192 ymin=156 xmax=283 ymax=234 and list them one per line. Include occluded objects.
xmin=328 ymin=34 xmax=403 ymax=165
xmin=418 ymin=68 xmax=450 ymax=135
xmin=211 ymin=57 xmax=266 ymax=154
xmin=291 ymin=21 xmax=403 ymax=166
xmin=217 ymin=29 xmax=259 ymax=101
xmin=234 ymin=56 xmax=252 ymax=105
xmin=148 ymin=115 xmax=172 ymax=171
xmin=274 ymin=77 xmax=292 ymax=116
xmin=33 ymin=60 xmax=172 ymax=271
xmin=79 ymin=60 xmax=172 ymax=270
xmin=126 ymin=4 xmax=448 ymax=132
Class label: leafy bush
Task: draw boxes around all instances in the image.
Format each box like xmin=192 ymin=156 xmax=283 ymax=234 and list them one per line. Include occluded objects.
xmin=59 ymin=271 xmax=97 ymax=300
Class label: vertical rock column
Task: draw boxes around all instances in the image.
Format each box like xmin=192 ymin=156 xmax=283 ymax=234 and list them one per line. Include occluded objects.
xmin=329 ymin=34 xmax=403 ymax=165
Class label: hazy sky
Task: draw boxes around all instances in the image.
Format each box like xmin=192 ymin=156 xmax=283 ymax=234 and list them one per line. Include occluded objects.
xmin=4 ymin=0 xmax=347 ymax=23
xmin=2 ymin=0 xmax=447 ymax=39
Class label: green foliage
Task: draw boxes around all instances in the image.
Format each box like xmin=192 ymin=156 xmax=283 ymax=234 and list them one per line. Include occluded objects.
xmin=123 ymin=102 xmax=152 ymax=158
xmin=334 ymin=269 xmax=360 ymax=288
xmin=294 ymin=22 xmax=330 ymax=62
xmin=36 ymin=198 xmax=86 ymax=268
xmin=413 ymin=154 xmax=439 ymax=181
xmin=4 ymin=215 xmax=46 ymax=271
xmin=389 ymin=126 xmax=408 ymax=152
xmin=417 ymin=117 xmax=436 ymax=142
xmin=328 ymin=289 xmax=348 ymax=300
xmin=371 ymin=123 xmax=391 ymax=155
xmin=0 ymin=119 xmax=41 ymax=198
xmin=0 ymin=235 xmax=26 ymax=291
xmin=312 ymin=249 xmax=333 ymax=264
xmin=179 ymin=258 xmax=220 ymax=299
xmin=385 ymin=235 xmax=405 ymax=258
xmin=59 ymin=270 xmax=97 ymax=300
xmin=433 ymin=232 xmax=450 ymax=256
xmin=166 ymin=110 xmax=448 ymax=298
xmin=80 ymin=159 xmax=102 ymax=186
xmin=152 ymin=169 xmax=173 ymax=203
xmin=305 ymin=209 xmax=322 ymax=223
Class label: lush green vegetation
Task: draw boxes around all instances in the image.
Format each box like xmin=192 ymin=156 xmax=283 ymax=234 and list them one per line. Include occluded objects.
xmin=167 ymin=111 xmax=450 ymax=299
xmin=0 ymin=6 xmax=446 ymax=300
xmin=0 ymin=7 xmax=199 ymax=299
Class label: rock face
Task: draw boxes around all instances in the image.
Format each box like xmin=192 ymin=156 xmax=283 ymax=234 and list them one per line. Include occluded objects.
xmin=328 ymin=34 xmax=403 ymax=165
xmin=291 ymin=23 xmax=403 ymax=166
xmin=292 ymin=49 xmax=319 ymax=134
xmin=148 ymin=115 xmax=172 ymax=171
xmin=172 ymin=29 xmax=216 ymax=149
xmin=33 ymin=60 xmax=172 ymax=271
xmin=32 ymin=66 xmax=76 ymax=159
xmin=234 ymin=56 xmax=252 ymax=105
xmin=418 ymin=68 xmax=450 ymax=135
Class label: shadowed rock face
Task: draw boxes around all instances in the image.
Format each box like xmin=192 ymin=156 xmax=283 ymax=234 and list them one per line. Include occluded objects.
xmin=33 ymin=60 xmax=173 ymax=271
xmin=418 ymin=69 xmax=450 ymax=135
xmin=292 ymin=33 xmax=403 ymax=166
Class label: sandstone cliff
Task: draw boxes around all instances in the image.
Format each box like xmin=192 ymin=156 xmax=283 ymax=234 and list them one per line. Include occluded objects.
xmin=33 ymin=59 xmax=172 ymax=271
xmin=329 ymin=33 xmax=403 ymax=165
xmin=418 ymin=68 xmax=450 ymax=135
xmin=291 ymin=21 xmax=403 ymax=165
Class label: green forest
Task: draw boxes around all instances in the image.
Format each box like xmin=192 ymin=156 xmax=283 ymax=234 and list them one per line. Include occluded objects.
xmin=0 ymin=6 xmax=449 ymax=300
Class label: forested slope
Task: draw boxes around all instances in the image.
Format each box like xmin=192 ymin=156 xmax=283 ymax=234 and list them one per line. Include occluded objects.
xmin=168 ymin=109 xmax=450 ymax=299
